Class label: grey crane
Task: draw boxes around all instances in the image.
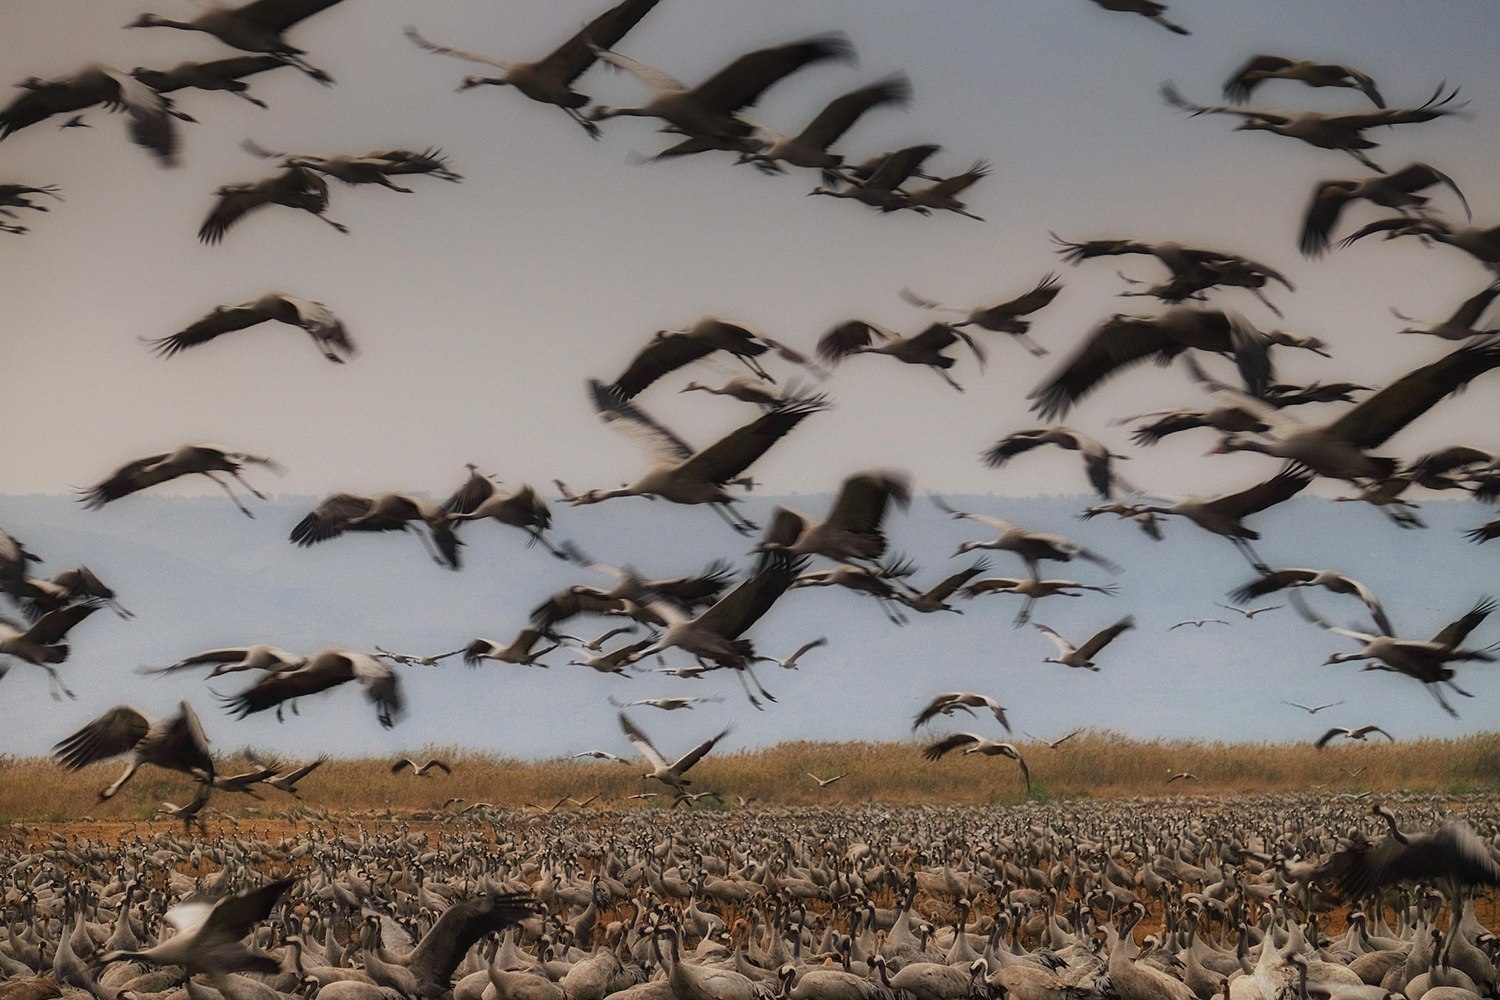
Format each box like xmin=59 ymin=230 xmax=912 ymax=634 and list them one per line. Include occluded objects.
xmin=900 ymin=273 xmax=1063 ymax=356
xmin=1028 ymin=307 xmax=1272 ymax=420
xmin=441 ymin=466 xmax=564 ymax=557
xmin=619 ymin=712 xmax=730 ymax=791
xmin=463 ymin=629 xmax=560 ymax=667
xmin=738 ymin=74 xmax=912 ymax=182
xmin=144 ymin=292 xmax=354 ymax=363
xmin=1086 ymin=0 xmax=1188 ymax=35
xmin=921 ymin=733 xmax=1030 ymax=792
xmin=1298 ymin=163 xmax=1469 ymax=258
xmin=981 ymin=427 xmax=1134 ymax=499
xmin=404 ymin=0 xmax=663 ymax=138
xmin=1391 ymin=282 xmax=1499 ymax=340
xmin=199 ymin=165 xmax=347 ymax=243
xmin=588 ymin=33 xmax=855 ymax=141
xmin=597 ymin=318 xmax=775 ymax=402
xmin=1338 ymin=215 xmax=1500 ymax=272
xmin=0 ymin=64 xmax=191 ymax=165
xmin=218 ymin=647 xmax=406 ymax=728
xmin=1222 ymin=55 xmax=1384 ymax=106
xmin=817 ymin=320 xmax=985 ymax=392
xmin=241 ymin=139 xmax=461 ymax=188
xmin=755 ymin=469 xmax=911 ymax=564
xmin=130 ymin=55 xmax=292 ymax=108
xmin=141 ymin=643 xmax=306 ymax=677
xmin=1034 ymin=617 xmax=1135 ymax=671
xmin=291 ymin=492 xmax=462 ymax=569
xmin=1230 ymin=568 xmax=1390 ymax=634
xmin=912 ymin=692 xmax=1010 ymax=731
xmin=391 ymin=757 xmax=452 ymax=776
xmin=52 ymin=700 xmax=215 ymax=799
xmin=126 ymin=0 xmax=351 ymax=83
xmin=80 ymin=445 xmax=282 ymax=517
xmin=1161 ymin=81 xmax=1465 ymax=174
xmin=0 ymin=602 xmax=104 ymax=699
xmin=1316 ymin=725 xmax=1394 ymax=748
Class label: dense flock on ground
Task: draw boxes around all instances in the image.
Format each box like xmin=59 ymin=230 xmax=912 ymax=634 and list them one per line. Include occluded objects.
xmin=4 ymin=793 xmax=1500 ymax=1000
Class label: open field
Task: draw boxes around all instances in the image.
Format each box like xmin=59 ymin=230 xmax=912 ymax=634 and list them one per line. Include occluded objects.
xmin=3 ymin=731 xmax=1498 ymax=822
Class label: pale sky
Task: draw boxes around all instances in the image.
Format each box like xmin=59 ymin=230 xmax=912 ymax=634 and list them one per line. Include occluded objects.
xmin=4 ymin=1 xmax=1500 ymax=762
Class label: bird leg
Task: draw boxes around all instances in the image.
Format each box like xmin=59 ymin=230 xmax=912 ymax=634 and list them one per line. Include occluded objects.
xmin=1014 ymin=596 xmax=1036 ymax=627
xmin=314 ymin=214 xmax=350 ymax=234
xmin=201 ymin=472 xmax=256 ymax=517
xmin=227 ymin=468 xmax=270 ymax=501
xmin=1245 ymin=286 xmax=1285 ymax=319
xmin=277 ymin=53 xmax=334 ymax=86
xmin=1344 ymin=148 xmax=1387 ymax=175
xmin=408 ymin=528 xmax=448 ymax=567
xmin=710 ymin=501 xmax=758 ymax=535
xmin=1426 ymin=683 xmax=1460 ymax=718
xmin=565 ymin=107 xmax=603 ymax=140
xmin=1011 ymin=332 xmax=1049 ymax=357
xmin=876 ymin=595 xmax=909 ymax=626
xmin=932 ymin=367 xmax=965 ymax=392
xmin=527 ymin=529 xmax=570 ymax=559
xmin=735 ymin=661 xmax=778 ymax=711
xmin=1229 ymin=538 xmax=1273 ymax=575
xmin=230 ymin=90 xmax=269 ymax=110
xmin=33 ymin=662 xmax=74 ymax=701
xmin=733 ymin=352 xmax=776 ymax=383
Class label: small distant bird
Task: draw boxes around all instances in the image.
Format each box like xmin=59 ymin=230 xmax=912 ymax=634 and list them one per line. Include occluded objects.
xmin=573 ymin=750 xmax=630 ymax=763
xmin=912 ymin=692 xmax=1010 ymax=731
xmin=1024 ymin=728 xmax=1083 ymax=750
xmin=1283 ymin=699 xmax=1343 ymax=714
xmin=291 ymin=492 xmax=461 ymax=569
xmin=806 ymin=771 xmax=844 ymax=787
xmin=922 ymin=733 xmax=1030 ymax=792
xmin=817 ymin=320 xmax=986 ymax=393
xmin=143 ymin=292 xmax=355 ymax=363
xmin=373 ymin=646 xmax=463 ymax=666
xmin=391 ymin=757 xmax=452 ymax=776
xmin=1166 ymin=771 xmax=1200 ymax=783
xmin=753 ymin=637 xmax=828 ymax=669
xmin=1316 ymin=725 xmax=1394 ymax=748
xmin=1034 ymin=617 xmax=1135 ymax=671
xmin=1085 ymin=0 xmax=1189 ymax=35
xmin=609 ymin=695 xmax=723 ymax=711
xmin=247 ymin=752 xmax=327 ymax=795
xmin=1229 ymin=570 xmax=1389 ymax=634
xmin=1215 ymin=601 xmax=1283 ymax=620
xmin=1169 ymin=618 xmax=1229 ymax=630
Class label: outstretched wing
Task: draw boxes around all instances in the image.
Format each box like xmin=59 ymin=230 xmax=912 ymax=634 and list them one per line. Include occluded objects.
xmin=52 ymin=705 xmax=151 ymax=769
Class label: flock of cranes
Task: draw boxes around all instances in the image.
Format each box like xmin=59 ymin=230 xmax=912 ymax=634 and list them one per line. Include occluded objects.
xmin=3 ymin=0 xmax=1500 ymax=816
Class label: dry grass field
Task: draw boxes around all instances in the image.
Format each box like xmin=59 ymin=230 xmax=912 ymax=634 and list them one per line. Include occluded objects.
xmin=2 ymin=729 xmax=1497 ymax=821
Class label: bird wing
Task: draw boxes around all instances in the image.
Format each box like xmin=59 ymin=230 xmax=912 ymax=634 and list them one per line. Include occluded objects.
xmin=918 ymin=161 xmax=991 ymax=200
xmin=825 ymin=470 xmax=912 ymax=536
xmin=922 ymin=732 xmax=980 ymax=761
xmin=1032 ymin=623 xmax=1074 ymax=657
xmin=1220 ymin=54 xmax=1294 ymax=103
xmin=1299 ymin=181 xmax=1353 ymax=258
xmin=605 ymin=332 xmax=720 ymax=401
xmin=675 ymin=399 xmax=826 ymax=486
xmin=1205 ymin=464 xmax=1312 ymax=519
xmin=238 ymin=0 xmax=347 ymax=34
xmin=1429 ymin=596 xmax=1495 ymax=648
xmin=199 ymin=876 xmax=297 ymax=947
xmin=792 ymin=74 xmax=911 ymax=150
xmin=404 ymin=892 xmax=540 ymax=997
xmin=348 ymin=652 xmax=405 ymax=727
xmin=979 ymin=273 xmax=1063 ymax=322
xmin=391 ymin=758 xmax=415 ymax=773
xmin=912 ymin=694 xmax=961 ymax=730
xmin=1314 ymin=727 xmax=1349 ymax=749
xmin=862 ymin=143 xmax=942 ymax=189
xmin=669 ymin=726 xmax=731 ymax=773
xmin=149 ymin=301 xmax=273 ymax=356
xmin=619 ymin=712 xmax=669 ymax=770
xmin=219 ymin=661 xmax=340 ymax=719
xmin=440 ymin=466 xmax=497 ymax=516
xmin=816 ymin=320 xmax=884 ymax=364
xmin=22 ymin=601 xmax=101 ymax=644
xmin=403 ymin=26 xmax=511 ymax=71
xmin=1326 ymin=339 xmax=1500 ymax=449
xmin=1027 ymin=313 xmax=1179 ymax=420
xmin=1390 ymin=163 xmax=1470 ymax=222
xmin=692 ymin=553 xmax=806 ymax=640
xmin=921 ymin=560 xmax=989 ymax=603
xmin=588 ymin=379 xmax=696 ymax=463
xmin=81 ymin=451 xmax=180 ymax=506
xmin=1160 ymin=82 xmax=1292 ymax=124
xmin=1076 ymin=616 xmax=1135 ymax=661
xmin=588 ymin=46 xmax=686 ymax=93
xmin=690 ymin=34 xmax=855 ymax=115
xmin=289 ymin=493 xmax=374 ymax=546
xmin=536 ymin=0 xmax=663 ymax=86
xmin=52 ymin=706 xmax=151 ymax=769
xmin=198 ymin=184 xmax=269 ymax=245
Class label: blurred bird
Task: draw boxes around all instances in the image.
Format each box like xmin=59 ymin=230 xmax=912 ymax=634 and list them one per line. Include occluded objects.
xmin=143 ymin=292 xmax=354 ymax=363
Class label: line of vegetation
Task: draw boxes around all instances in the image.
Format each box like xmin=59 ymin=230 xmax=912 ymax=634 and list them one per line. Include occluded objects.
xmin=2 ymin=730 xmax=1497 ymax=822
